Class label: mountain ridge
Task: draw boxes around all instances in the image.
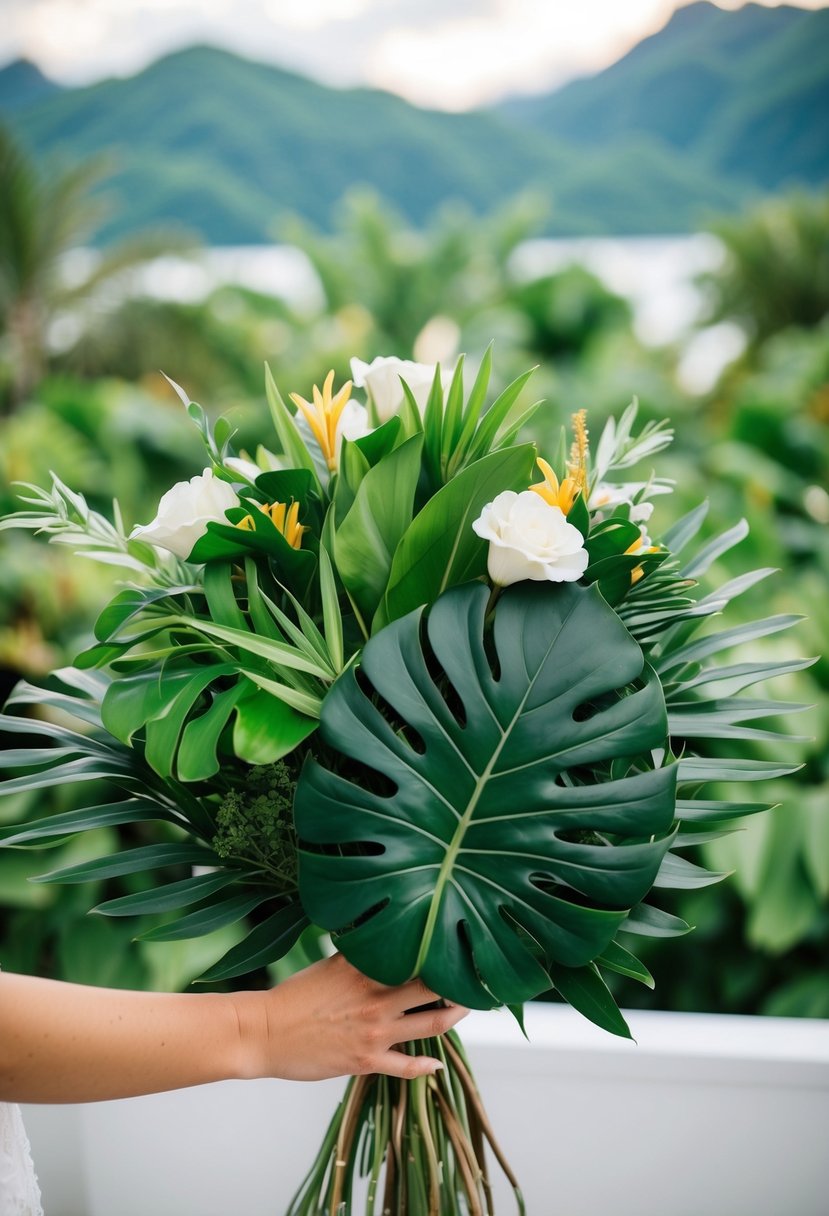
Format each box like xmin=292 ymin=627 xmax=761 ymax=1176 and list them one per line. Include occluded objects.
xmin=1 ymin=2 xmax=825 ymax=243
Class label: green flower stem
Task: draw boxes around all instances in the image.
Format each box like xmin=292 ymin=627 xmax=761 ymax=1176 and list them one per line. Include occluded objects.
xmin=286 ymin=1083 xmax=347 ymax=1214
xmin=443 ymin=1035 xmax=525 ymax=1215
xmin=329 ymin=1073 xmax=371 ymax=1214
xmin=412 ymin=1066 xmax=441 ymax=1214
xmin=286 ymin=1034 xmax=522 ymax=1215
xmin=431 ymin=1078 xmax=484 ymax=1215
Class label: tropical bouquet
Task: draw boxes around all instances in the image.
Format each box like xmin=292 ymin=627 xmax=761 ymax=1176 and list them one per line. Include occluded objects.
xmin=0 ymin=349 xmax=807 ymax=1214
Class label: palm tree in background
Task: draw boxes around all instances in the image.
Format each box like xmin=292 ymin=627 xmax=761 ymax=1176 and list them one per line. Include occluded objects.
xmin=0 ymin=124 xmax=194 ymax=410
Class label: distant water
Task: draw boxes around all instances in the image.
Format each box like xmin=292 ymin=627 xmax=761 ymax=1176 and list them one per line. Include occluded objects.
xmin=71 ymin=235 xmax=747 ymax=393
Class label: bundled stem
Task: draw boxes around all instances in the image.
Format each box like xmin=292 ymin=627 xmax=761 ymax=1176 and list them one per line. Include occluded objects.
xmin=286 ymin=1032 xmax=524 ymax=1216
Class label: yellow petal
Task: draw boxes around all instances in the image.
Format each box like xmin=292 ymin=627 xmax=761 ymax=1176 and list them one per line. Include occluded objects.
xmin=290 ymin=391 xmax=328 ymax=455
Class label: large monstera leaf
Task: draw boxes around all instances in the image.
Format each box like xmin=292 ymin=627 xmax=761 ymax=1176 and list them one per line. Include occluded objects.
xmin=296 ymin=581 xmax=677 ymax=1009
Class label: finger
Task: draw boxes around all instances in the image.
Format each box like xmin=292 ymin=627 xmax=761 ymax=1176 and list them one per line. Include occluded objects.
xmin=371 ymin=1051 xmax=444 ymax=1080
xmin=396 ymin=1002 xmax=469 ymax=1041
xmin=387 ymin=976 xmax=442 ymax=1013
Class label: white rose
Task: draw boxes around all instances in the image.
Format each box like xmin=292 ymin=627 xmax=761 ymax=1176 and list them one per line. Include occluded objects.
xmin=130 ymin=468 xmax=239 ymax=559
xmin=350 ymin=355 xmax=451 ymax=423
xmin=472 ymin=490 xmax=589 ymax=586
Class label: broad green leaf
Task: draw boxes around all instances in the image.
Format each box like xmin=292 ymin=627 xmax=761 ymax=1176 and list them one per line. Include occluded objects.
xmin=584 ymin=519 xmax=641 ymax=564
xmin=187 ymin=512 xmax=316 ymax=594
xmin=203 ymin=562 xmax=247 ymax=631
xmin=383 ymin=445 xmax=536 ymax=623
xmin=176 ymin=682 xmax=245 ymax=781
xmin=297 ymin=580 xmax=676 ymax=1011
xmin=251 ymin=468 xmax=315 ymax=508
xmin=144 ymin=665 xmax=238 ymax=778
xmin=101 ymin=668 xmax=198 ymax=744
xmin=334 ymin=435 xmax=423 ymax=627
xmin=232 ymin=684 xmax=317 ymax=764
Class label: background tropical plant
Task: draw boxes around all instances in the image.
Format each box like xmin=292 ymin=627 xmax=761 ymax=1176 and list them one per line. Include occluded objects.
xmin=0 ymin=124 xmax=194 ymax=409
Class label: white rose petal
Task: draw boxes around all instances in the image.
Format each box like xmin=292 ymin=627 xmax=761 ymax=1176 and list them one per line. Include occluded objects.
xmin=350 ymin=355 xmax=451 ymax=423
xmin=335 ymin=399 xmax=372 ymax=463
xmin=130 ymin=468 xmax=239 ymax=560
xmin=224 ymin=456 xmax=261 ymax=482
xmin=472 ymin=490 xmax=589 ymax=586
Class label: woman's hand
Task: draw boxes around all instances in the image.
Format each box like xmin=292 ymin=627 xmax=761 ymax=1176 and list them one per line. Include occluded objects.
xmin=233 ymin=953 xmax=469 ymax=1082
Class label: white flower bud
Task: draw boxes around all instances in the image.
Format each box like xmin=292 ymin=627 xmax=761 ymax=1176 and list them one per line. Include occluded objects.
xmin=350 ymin=355 xmax=451 ymax=423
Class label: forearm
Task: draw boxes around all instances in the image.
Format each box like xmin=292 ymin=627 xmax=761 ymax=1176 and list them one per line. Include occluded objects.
xmin=0 ymin=956 xmax=468 ymax=1104
xmin=0 ymin=972 xmax=244 ymax=1104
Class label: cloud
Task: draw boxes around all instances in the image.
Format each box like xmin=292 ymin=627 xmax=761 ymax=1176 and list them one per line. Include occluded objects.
xmin=2 ymin=0 xmax=827 ymax=108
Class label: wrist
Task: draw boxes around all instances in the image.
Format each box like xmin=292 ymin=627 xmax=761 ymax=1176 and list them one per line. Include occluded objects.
xmin=226 ymin=989 xmax=272 ymax=1081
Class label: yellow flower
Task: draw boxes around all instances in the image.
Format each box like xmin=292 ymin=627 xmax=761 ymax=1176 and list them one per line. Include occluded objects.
xmin=236 ymin=501 xmax=307 ymax=549
xmin=529 ymin=457 xmax=581 ymax=515
xmin=626 ymin=532 xmax=658 ymax=584
xmin=289 ymin=370 xmax=353 ymax=471
xmin=567 ymin=408 xmax=589 ymax=495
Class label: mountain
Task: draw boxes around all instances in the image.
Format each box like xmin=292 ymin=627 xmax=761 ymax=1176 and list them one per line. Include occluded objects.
xmin=0 ymin=59 xmax=62 ymax=113
xmin=500 ymin=2 xmax=829 ymax=192
xmin=0 ymin=3 xmax=825 ymax=243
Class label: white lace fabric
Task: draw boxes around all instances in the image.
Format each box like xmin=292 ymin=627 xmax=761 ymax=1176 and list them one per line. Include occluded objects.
xmin=0 ymin=1101 xmax=44 ymax=1216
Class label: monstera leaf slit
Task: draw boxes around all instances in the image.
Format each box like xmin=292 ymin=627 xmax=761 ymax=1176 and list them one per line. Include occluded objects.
xmin=296 ymin=580 xmax=678 ymax=1010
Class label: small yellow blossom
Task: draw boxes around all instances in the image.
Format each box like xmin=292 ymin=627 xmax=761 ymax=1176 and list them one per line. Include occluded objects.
xmin=236 ymin=500 xmax=307 ymax=549
xmin=567 ymin=409 xmax=589 ymax=495
xmin=289 ymin=370 xmax=353 ymax=471
xmin=529 ymin=457 xmax=581 ymax=514
xmin=626 ymin=533 xmax=658 ymax=584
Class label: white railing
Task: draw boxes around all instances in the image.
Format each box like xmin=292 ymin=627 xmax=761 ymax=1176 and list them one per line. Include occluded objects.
xmin=23 ymin=1005 xmax=829 ymax=1215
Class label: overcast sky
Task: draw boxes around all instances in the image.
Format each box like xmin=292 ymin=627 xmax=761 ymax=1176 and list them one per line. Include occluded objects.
xmin=2 ymin=0 xmax=826 ymax=110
